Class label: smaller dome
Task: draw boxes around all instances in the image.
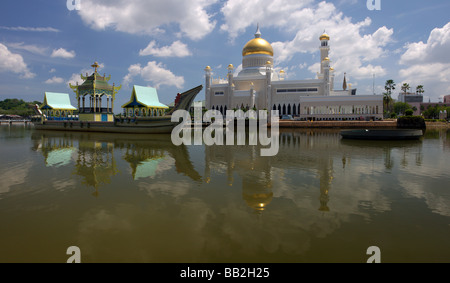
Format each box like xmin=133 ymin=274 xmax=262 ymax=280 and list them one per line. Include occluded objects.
xmin=320 ymin=33 xmax=330 ymax=41
xmin=323 ymin=57 xmax=330 ymax=61
xmin=280 ymin=70 xmax=285 ymax=73
xmin=228 ymin=64 xmax=234 ymax=68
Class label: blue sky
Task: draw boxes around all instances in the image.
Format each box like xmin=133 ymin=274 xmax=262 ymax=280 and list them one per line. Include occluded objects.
xmin=0 ymin=0 xmax=449 ymax=112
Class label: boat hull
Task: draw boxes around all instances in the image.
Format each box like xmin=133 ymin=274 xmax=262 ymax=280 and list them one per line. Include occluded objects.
xmin=33 ymin=118 xmax=177 ymax=134
xmin=340 ymin=129 xmax=423 ymax=140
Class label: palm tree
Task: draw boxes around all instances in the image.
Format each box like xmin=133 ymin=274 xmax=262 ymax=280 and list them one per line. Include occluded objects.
xmin=416 ymin=85 xmax=424 ymax=95
xmin=383 ymin=92 xmax=393 ymax=114
xmin=384 ymin=80 xmax=396 ymax=117
xmin=401 ymin=83 xmax=410 ymax=93
xmin=385 ymin=79 xmax=396 ymax=94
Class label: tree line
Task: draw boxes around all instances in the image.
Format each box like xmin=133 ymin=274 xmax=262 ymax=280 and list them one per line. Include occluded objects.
xmin=383 ymin=80 xmax=449 ymax=119
xmin=0 ymin=98 xmax=42 ymax=117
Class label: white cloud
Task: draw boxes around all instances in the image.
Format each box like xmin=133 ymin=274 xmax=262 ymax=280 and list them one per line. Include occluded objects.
xmin=45 ymin=76 xmax=65 ymax=84
xmin=221 ymin=1 xmax=393 ymax=81
xmin=220 ymin=0 xmax=313 ymax=40
xmin=139 ymin=40 xmax=192 ymax=57
xmin=0 ymin=43 xmax=35 ymax=79
xmin=6 ymin=42 xmax=48 ymax=55
xmin=77 ymin=0 xmax=217 ymax=40
xmin=123 ymin=61 xmax=184 ymax=89
xmin=0 ymin=26 xmax=60 ymax=32
xmin=400 ymin=23 xmax=450 ymax=65
xmin=49 ymin=68 xmax=56 ymax=73
xmin=399 ymin=22 xmax=450 ymax=98
xmin=51 ymin=48 xmax=76 ymax=59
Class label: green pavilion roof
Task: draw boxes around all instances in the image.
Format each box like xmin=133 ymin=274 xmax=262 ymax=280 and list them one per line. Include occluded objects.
xmin=41 ymin=92 xmax=77 ymax=110
xmin=69 ymin=62 xmax=121 ymax=98
xmin=77 ymin=73 xmax=115 ymax=92
xmin=122 ymin=85 xmax=169 ymax=109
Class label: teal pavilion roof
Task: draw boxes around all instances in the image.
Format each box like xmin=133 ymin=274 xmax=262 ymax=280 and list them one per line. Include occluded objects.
xmin=122 ymin=85 xmax=168 ymax=109
xmin=41 ymin=92 xmax=77 ymax=110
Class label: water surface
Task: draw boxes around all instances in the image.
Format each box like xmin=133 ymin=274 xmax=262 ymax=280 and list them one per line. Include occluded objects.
xmin=0 ymin=124 xmax=449 ymax=263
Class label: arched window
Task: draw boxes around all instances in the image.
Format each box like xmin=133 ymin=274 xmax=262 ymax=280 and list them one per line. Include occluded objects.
xmin=288 ymin=104 xmax=291 ymax=115
xmin=220 ymin=105 xmax=223 ymax=115
xmin=293 ymin=104 xmax=297 ymax=116
xmin=282 ymin=104 xmax=286 ymax=115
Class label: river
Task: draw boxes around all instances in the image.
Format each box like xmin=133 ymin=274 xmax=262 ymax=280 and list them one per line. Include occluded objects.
xmin=0 ymin=124 xmax=449 ymax=263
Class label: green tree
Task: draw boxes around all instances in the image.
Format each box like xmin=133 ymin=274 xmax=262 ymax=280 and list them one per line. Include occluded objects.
xmin=0 ymin=98 xmax=42 ymax=117
xmin=401 ymin=83 xmax=410 ymax=93
xmin=393 ymin=101 xmax=412 ymax=116
xmin=416 ymin=85 xmax=424 ymax=95
xmin=383 ymin=79 xmax=396 ymax=117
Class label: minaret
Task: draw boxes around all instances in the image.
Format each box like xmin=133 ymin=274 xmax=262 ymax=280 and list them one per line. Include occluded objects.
xmin=330 ymin=67 xmax=335 ymax=91
xmin=227 ymin=64 xmax=234 ymax=110
xmin=322 ymin=57 xmax=331 ymax=96
xmin=250 ymin=82 xmax=255 ymax=109
xmin=204 ymin=66 xmax=212 ymax=109
xmin=266 ymin=60 xmax=272 ymax=112
xmin=319 ymin=32 xmax=330 ymax=75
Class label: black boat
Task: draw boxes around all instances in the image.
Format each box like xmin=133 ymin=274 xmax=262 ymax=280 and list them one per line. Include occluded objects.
xmin=340 ymin=129 xmax=423 ymax=140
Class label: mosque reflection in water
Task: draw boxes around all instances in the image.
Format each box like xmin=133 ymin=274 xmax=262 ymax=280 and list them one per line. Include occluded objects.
xmin=30 ymin=128 xmax=424 ymax=213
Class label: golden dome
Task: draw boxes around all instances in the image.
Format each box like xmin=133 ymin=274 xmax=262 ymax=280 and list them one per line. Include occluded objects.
xmin=320 ymin=33 xmax=330 ymax=41
xmin=323 ymin=57 xmax=330 ymax=61
xmin=242 ymin=37 xmax=274 ymax=57
xmin=280 ymin=70 xmax=285 ymax=73
xmin=205 ymin=66 xmax=211 ymax=70
xmin=228 ymin=64 xmax=234 ymax=68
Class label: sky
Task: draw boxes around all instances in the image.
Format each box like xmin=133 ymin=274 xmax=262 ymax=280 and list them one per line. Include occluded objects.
xmin=0 ymin=0 xmax=449 ymax=112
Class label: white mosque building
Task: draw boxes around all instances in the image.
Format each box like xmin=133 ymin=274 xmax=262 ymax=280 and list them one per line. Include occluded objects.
xmin=204 ymin=27 xmax=383 ymax=121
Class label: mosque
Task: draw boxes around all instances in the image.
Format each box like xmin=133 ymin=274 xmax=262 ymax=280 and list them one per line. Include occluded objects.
xmin=204 ymin=27 xmax=383 ymax=121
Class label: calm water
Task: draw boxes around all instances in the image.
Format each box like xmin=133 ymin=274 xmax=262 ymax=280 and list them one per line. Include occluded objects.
xmin=0 ymin=124 xmax=449 ymax=263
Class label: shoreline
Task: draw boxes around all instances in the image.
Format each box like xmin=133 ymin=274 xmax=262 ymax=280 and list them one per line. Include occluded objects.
xmin=273 ymin=120 xmax=449 ymax=129
xmin=276 ymin=120 xmax=397 ymax=128
xmin=424 ymin=121 xmax=450 ymax=128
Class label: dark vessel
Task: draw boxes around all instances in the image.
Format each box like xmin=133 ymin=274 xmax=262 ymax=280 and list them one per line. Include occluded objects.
xmin=340 ymin=129 xmax=423 ymax=140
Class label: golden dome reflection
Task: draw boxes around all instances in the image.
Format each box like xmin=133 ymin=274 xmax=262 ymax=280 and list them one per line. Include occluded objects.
xmin=243 ymin=192 xmax=274 ymax=212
